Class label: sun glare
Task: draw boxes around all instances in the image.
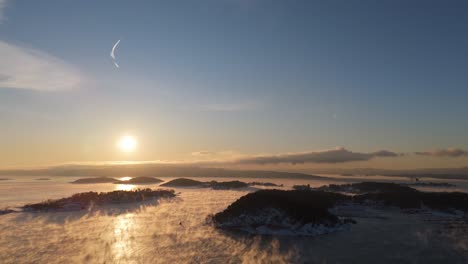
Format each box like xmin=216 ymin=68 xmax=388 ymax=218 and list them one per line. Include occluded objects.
xmin=117 ymin=135 xmax=137 ymax=153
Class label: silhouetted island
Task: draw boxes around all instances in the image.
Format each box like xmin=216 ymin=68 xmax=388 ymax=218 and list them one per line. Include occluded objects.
xmin=213 ymin=182 xmax=468 ymax=235
xmin=212 ymin=189 xmax=351 ymax=235
xmin=316 ymin=182 xmax=415 ymax=194
xmin=22 ymin=189 xmax=176 ymax=212
xmin=248 ymin=182 xmax=283 ymax=187
xmin=293 ymin=184 xmax=312 ymax=190
xmin=404 ymin=182 xmax=456 ymax=188
xmin=114 ymin=177 xmax=163 ymax=184
xmin=0 ymin=209 xmax=15 ymax=215
xmin=160 ymin=178 xmax=206 ymax=187
xmin=0 ymin=178 xmax=10 ymax=181
xmin=161 ymin=178 xmax=251 ymax=190
xmin=211 ymin=180 xmax=249 ymax=190
xmin=71 ymin=177 xmax=119 ymax=184
xmin=36 ymin=178 xmax=50 ymax=181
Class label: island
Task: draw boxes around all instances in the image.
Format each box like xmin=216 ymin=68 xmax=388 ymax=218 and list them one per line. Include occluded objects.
xmin=160 ymin=178 xmax=206 ymax=187
xmin=211 ymin=180 xmax=249 ymax=190
xmin=160 ymin=178 xmax=251 ymax=190
xmin=113 ymin=177 xmax=163 ymax=184
xmin=212 ymin=182 xmax=468 ymax=236
xmin=22 ymin=188 xmax=176 ymax=212
xmin=71 ymin=177 xmax=119 ymax=184
xmin=315 ymin=182 xmax=415 ymax=194
xmin=211 ymin=189 xmax=351 ymax=236
xmin=403 ymin=182 xmax=456 ymax=188
xmin=248 ymin=182 xmax=283 ymax=187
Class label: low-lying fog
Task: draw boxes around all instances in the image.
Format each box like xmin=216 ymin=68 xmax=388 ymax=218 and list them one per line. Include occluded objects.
xmin=1 ymin=176 xmax=467 ymax=263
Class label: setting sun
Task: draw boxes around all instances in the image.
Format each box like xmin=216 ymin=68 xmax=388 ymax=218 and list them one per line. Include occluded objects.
xmin=117 ymin=135 xmax=137 ymax=153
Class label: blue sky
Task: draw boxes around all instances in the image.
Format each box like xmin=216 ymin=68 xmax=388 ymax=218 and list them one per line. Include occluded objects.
xmin=1 ymin=0 xmax=468 ymax=167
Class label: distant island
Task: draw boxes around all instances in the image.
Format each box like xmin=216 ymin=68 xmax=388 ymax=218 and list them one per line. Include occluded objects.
xmin=160 ymin=178 xmax=205 ymax=187
xmin=0 ymin=178 xmax=10 ymax=181
xmin=70 ymin=176 xmax=163 ymax=185
xmin=71 ymin=177 xmax=119 ymax=184
xmin=248 ymin=182 xmax=283 ymax=187
xmin=35 ymin=178 xmax=50 ymax=181
xmin=403 ymin=182 xmax=456 ymax=188
xmin=160 ymin=178 xmax=276 ymax=190
xmin=113 ymin=177 xmax=163 ymax=185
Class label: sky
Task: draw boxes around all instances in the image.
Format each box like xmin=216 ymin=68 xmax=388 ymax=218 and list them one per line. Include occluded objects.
xmin=0 ymin=0 xmax=468 ymax=169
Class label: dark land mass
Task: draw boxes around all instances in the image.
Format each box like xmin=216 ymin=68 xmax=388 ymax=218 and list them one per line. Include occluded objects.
xmin=211 ymin=180 xmax=249 ymax=190
xmin=316 ymin=182 xmax=415 ymax=194
xmin=213 ymin=182 xmax=468 ymax=235
xmin=0 ymin=164 xmax=328 ymax=180
xmin=301 ymin=167 xmax=468 ymax=180
xmin=160 ymin=178 xmax=205 ymax=187
xmin=71 ymin=177 xmax=118 ymax=184
xmin=22 ymin=189 xmax=176 ymax=212
xmin=161 ymin=178 xmax=251 ymax=190
xmin=114 ymin=177 xmax=163 ymax=184
xmin=0 ymin=178 xmax=10 ymax=181
xmin=317 ymin=182 xmax=468 ymax=211
xmin=213 ymin=189 xmax=347 ymax=225
xmin=0 ymin=209 xmax=15 ymax=215
xmin=2 ymin=164 xmax=468 ymax=180
xmin=404 ymin=182 xmax=456 ymax=187
xmin=249 ymin=181 xmax=283 ymax=187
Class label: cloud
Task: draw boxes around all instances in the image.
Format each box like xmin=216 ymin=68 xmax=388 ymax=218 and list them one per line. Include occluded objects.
xmin=415 ymin=148 xmax=468 ymax=158
xmin=0 ymin=41 xmax=82 ymax=91
xmin=232 ymin=147 xmax=400 ymax=165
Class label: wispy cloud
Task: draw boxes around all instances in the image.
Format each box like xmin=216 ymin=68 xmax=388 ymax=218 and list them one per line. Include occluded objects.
xmin=232 ymin=147 xmax=400 ymax=165
xmin=0 ymin=41 xmax=82 ymax=91
xmin=415 ymin=148 xmax=468 ymax=158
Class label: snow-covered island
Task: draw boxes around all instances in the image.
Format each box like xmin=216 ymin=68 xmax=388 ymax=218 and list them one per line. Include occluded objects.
xmin=212 ymin=182 xmax=468 ymax=236
xmin=211 ymin=190 xmax=354 ymax=236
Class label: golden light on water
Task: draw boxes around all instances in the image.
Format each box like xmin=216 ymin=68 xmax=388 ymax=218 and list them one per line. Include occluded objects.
xmin=119 ymin=176 xmax=132 ymax=181
xmin=115 ymin=184 xmax=136 ymax=191
xmin=117 ymin=135 xmax=137 ymax=153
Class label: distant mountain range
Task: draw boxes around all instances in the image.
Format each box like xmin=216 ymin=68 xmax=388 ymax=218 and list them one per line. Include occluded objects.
xmin=0 ymin=163 xmax=467 ymax=180
xmin=0 ymin=163 xmax=327 ymax=180
xmin=299 ymin=167 xmax=468 ymax=180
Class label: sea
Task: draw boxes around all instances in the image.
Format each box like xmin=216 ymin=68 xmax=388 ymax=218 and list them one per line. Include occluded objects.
xmin=0 ymin=175 xmax=467 ymax=263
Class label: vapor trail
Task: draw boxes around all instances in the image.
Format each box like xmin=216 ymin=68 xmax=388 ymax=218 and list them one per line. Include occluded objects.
xmin=110 ymin=39 xmax=121 ymax=68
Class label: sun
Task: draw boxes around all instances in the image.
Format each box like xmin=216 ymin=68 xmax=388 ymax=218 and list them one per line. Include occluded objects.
xmin=117 ymin=135 xmax=137 ymax=153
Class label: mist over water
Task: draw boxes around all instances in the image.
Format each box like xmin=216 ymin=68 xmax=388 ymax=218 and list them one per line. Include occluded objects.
xmin=1 ymin=176 xmax=467 ymax=263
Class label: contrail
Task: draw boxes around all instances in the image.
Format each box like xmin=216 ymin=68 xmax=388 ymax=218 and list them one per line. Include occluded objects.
xmin=110 ymin=39 xmax=121 ymax=68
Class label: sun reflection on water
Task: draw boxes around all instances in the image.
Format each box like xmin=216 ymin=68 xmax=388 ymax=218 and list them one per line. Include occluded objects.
xmin=115 ymin=184 xmax=136 ymax=191
xmin=112 ymin=213 xmax=137 ymax=261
